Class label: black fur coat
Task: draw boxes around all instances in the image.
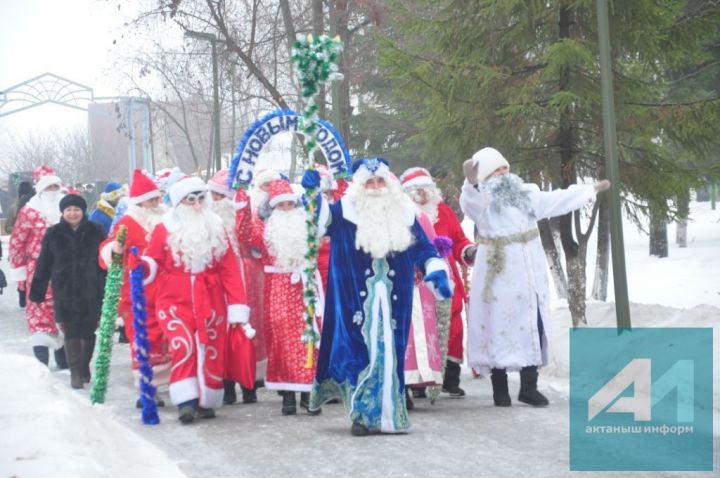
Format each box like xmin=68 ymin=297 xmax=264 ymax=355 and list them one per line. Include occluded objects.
xmin=30 ymin=218 xmax=107 ymax=324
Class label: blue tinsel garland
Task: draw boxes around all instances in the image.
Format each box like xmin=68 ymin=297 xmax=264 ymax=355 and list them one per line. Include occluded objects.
xmin=129 ymin=246 xmax=160 ymax=425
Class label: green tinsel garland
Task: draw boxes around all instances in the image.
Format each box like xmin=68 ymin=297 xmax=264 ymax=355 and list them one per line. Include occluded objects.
xmin=90 ymin=226 xmax=127 ymax=404
xmin=291 ymin=34 xmax=343 ymax=367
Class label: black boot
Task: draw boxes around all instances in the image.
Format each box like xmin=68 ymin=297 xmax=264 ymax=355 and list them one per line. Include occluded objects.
xmin=80 ymin=336 xmax=95 ymax=383
xmin=442 ymin=360 xmax=466 ymax=398
xmin=300 ymin=392 xmax=310 ymax=409
xmin=18 ymin=288 xmax=26 ymax=308
xmin=54 ymin=346 xmax=69 ymax=370
xmin=117 ymin=326 xmax=129 ymax=344
xmin=178 ymin=399 xmax=198 ymax=424
xmin=241 ymin=386 xmax=257 ymax=404
xmin=32 ymin=346 xmax=49 ymax=366
xmin=490 ymin=368 xmax=511 ymax=407
xmin=518 ymin=367 xmax=549 ymax=407
xmin=405 ymin=388 xmax=415 ymax=411
xmin=197 ymin=406 xmax=216 ymax=419
xmin=281 ymin=391 xmax=297 ymax=416
xmin=65 ymin=339 xmax=84 ymax=389
xmin=411 ymin=387 xmax=427 ymax=399
xmin=350 ymin=421 xmax=370 ymax=436
xmin=223 ymin=380 xmax=237 ymax=405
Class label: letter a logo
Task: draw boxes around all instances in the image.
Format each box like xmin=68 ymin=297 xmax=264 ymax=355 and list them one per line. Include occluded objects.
xmin=588 ymin=359 xmax=651 ymax=421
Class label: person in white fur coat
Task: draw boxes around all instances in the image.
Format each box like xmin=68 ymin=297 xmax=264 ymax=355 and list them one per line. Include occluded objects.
xmin=460 ymin=147 xmax=610 ymax=407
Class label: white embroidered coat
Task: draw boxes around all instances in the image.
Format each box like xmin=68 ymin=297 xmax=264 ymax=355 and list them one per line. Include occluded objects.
xmin=460 ymin=181 xmax=595 ymax=372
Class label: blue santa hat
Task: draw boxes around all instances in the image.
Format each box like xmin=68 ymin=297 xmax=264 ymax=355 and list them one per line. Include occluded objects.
xmin=351 ymin=157 xmax=391 ymax=185
xmin=101 ymin=182 xmax=125 ymax=202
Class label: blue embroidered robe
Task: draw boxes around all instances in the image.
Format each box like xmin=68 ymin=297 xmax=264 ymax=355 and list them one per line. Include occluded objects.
xmin=309 ymin=196 xmax=442 ymax=432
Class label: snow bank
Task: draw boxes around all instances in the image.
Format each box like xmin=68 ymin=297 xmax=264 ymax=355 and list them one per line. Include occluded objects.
xmin=0 ymin=350 xmax=186 ymax=478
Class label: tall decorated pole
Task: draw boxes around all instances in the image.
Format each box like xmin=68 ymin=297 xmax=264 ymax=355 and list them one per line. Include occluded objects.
xmin=291 ymin=34 xmax=343 ymax=368
xmin=90 ymin=226 xmax=127 ymax=405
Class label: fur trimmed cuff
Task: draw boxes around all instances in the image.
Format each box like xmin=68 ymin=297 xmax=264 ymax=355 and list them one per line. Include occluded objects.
xmin=233 ymin=200 xmax=248 ymax=210
xmin=141 ymin=256 xmax=158 ymax=286
xmin=424 ymin=257 xmax=449 ymax=276
xmin=9 ymin=265 xmax=27 ymax=282
xmin=99 ymin=241 xmax=115 ymax=268
xmin=227 ymin=304 xmax=251 ymax=324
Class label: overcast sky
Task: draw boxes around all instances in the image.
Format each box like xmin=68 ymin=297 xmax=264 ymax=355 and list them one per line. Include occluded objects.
xmin=0 ymin=0 xmax=133 ymax=133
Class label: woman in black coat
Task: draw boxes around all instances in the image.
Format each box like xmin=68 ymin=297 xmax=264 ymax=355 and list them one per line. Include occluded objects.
xmin=30 ymin=194 xmax=107 ymax=389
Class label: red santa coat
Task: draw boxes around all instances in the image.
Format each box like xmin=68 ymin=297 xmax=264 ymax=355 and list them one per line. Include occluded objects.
xmin=99 ymin=210 xmax=170 ymax=373
xmin=432 ymin=202 xmax=473 ymax=362
xmin=144 ymin=220 xmax=250 ymax=408
xmin=9 ymin=205 xmax=60 ymax=348
xmin=236 ymin=201 xmax=319 ymax=392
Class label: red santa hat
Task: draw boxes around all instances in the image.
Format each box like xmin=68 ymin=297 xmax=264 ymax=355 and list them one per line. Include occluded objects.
xmin=33 ymin=165 xmax=62 ymax=193
xmin=471 ymin=147 xmax=510 ymax=182
xmin=253 ymin=168 xmax=281 ymax=189
xmin=169 ymin=175 xmax=207 ymax=207
xmin=399 ymin=167 xmax=435 ymax=190
xmin=206 ymin=169 xmax=232 ymax=198
xmin=267 ymin=179 xmax=297 ymax=208
xmin=128 ymin=169 xmax=162 ymax=205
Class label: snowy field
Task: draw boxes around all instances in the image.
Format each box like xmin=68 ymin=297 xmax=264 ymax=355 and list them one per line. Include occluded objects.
xmin=0 ymin=200 xmax=718 ymax=477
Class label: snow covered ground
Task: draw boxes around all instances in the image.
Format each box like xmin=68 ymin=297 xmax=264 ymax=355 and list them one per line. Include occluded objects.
xmin=0 ymin=199 xmax=718 ymax=477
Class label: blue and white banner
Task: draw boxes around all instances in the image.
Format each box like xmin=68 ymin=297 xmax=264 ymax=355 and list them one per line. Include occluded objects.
xmin=228 ymin=109 xmax=352 ymax=189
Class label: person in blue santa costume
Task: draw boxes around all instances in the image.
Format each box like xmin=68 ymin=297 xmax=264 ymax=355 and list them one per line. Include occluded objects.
xmin=304 ymin=158 xmax=453 ymax=436
xmin=89 ymin=182 xmax=125 ymax=235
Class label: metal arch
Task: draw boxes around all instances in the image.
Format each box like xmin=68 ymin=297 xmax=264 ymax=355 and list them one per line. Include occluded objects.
xmin=0 ymin=72 xmax=95 ymax=117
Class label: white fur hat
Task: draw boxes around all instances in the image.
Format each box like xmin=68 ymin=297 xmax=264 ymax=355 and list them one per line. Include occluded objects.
xmin=400 ymin=167 xmax=435 ymax=190
xmin=352 ymin=157 xmax=391 ymax=185
xmin=471 ymin=147 xmax=510 ymax=182
xmin=169 ymin=175 xmax=207 ymax=207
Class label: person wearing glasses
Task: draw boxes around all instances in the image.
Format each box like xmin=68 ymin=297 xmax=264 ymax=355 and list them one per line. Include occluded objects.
xmin=140 ymin=175 xmax=253 ymax=424
xmin=100 ymin=169 xmax=171 ymax=408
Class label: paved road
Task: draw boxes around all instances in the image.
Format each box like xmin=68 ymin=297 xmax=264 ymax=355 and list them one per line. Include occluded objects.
xmin=0 ymin=248 xmax=715 ymax=477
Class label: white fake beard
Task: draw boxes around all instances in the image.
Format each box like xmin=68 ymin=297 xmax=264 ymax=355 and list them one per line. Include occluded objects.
xmin=264 ymin=207 xmax=309 ymax=269
xmin=168 ymin=203 xmax=228 ymax=272
xmin=348 ymin=180 xmax=414 ymax=259
xmin=128 ymin=204 xmax=166 ymax=232
xmin=250 ymin=188 xmax=269 ymax=212
xmin=209 ymin=197 xmax=236 ymax=230
xmin=407 ymin=186 xmax=442 ymax=224
xmin=484 ymin=173 xmax=535 ymax=218
xmin=33 ymin=191 xmax=63 ymax=225
xmin=144 ymin=204 xmax=167 ymax=230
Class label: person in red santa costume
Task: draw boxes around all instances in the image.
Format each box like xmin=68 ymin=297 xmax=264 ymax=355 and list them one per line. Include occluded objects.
xmin=400 ymin=167 xmax=477 ymax=398
xmin=99 ymin=169 xmax=171 ymax=406
xmin=139 ymin=175 xmax=253 ymax=424
xmin=9 ymin=166 xmax=66 ymax=367
xmin=206 ymin=169 xmax=261 ymax=405
xmin=235 ymin=179 xmax=322 ymax=416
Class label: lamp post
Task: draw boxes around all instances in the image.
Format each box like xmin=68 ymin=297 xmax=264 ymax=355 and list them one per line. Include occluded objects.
xmin=185 ymin=30 xmax=221 ymax=175
xmin=597 ymin=0 xmax=631 ymax=329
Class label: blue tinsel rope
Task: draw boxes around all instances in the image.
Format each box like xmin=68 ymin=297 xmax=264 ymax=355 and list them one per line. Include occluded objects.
xmin=129 ymin=246 xmax=160 ymax=425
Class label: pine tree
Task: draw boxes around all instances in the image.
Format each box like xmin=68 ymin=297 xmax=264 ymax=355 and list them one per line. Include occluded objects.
xmin=379 ymin=0 xmax=720 ymax=325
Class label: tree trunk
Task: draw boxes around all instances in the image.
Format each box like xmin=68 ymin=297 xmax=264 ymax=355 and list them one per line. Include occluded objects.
xmin=557 ymin=3 xmax=587 ymax=326
xmin=649 ymin=206 xmax=668 ymax=258
xmin=676 ymin=189 xmax=689 ymax=248
xmin=312 ymin=0 xmax=326 ymax=119
xmin=591 ymin=196 xmax=610 ymax=301
xmin=565 ymin=241 xmax=588 ymax=327
xmin=331 ymin=0 xmax=352 ymax=146
xmin=538 ymin=218 xmax=567 ymax=299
